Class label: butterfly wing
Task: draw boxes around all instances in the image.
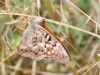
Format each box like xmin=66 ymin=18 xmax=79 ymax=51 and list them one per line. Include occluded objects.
xmin=18 ymin=18 xmax=70 ymax=63
xmin=37 ymin=25 xmax=70 ymax=63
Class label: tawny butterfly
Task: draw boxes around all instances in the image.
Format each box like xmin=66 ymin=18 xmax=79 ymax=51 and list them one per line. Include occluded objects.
xmin=18 ymin=17 xmax=71 ymax=64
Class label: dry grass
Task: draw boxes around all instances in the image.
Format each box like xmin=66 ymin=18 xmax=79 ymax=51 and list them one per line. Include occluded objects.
xmin=0 ymin=0 xmax=100 ymax=75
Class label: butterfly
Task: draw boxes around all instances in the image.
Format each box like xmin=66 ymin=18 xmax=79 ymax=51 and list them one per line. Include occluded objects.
xmin=17 ymin=17 xmax=71 ymax=64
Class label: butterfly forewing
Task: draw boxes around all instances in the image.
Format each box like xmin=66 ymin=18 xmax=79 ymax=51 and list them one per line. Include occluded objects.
xmin=18 ymin=17 xmax=70 ymax=64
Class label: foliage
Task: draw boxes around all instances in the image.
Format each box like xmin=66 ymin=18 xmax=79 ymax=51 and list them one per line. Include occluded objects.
xmin=0 ymin=0 xmax=100 ymax=75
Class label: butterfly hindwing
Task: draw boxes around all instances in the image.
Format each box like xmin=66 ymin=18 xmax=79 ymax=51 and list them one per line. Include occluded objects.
xmin=37 ymin=25 xmax=70 ymax=63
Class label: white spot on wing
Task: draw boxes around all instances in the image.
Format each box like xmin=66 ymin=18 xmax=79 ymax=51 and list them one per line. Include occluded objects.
xmin=48 ymin=51 xmax=51 ymax=54
xmin=56 ymin=43 xmax=60 ymax=46
xmin=29 ymin=44 xmax=33 ymax=47
xmin=46 ymin=44 xmax=49 ymax=47
xmin=38 ymin=42 xmax=44 ymax=47
xmin=54 ymin=47 xmax=57 ymax=51
xmin=47 ymin=35 xmax=49 ymax=40
xmin=49 ymin=44 xmax=52 ymax=48
xmin=45 ymin=48 xmax=46 ymax=52
xmin=52 ymin=50 xmax=54 ymax=53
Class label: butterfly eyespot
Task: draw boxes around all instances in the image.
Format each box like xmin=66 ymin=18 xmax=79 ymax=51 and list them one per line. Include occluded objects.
xmin=41 ymin=50 xmax=43 ymax=52
xmin=35 ymin=53 xmax=38 ymax=55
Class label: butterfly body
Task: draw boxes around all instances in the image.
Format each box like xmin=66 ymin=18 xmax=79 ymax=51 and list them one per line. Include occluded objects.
xmin=18 ymin=17 xmax=70 ymax=64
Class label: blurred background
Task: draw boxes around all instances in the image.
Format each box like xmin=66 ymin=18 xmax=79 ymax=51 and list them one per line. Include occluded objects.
xmin=0 ymin=0 xmax=100 ymax=75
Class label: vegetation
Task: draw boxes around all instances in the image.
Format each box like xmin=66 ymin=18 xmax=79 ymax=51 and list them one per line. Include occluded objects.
xmin=0 ymin=0 xmax=100 ymax=75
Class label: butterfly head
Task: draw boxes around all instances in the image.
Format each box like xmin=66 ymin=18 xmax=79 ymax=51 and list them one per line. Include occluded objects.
xmin=32 ymin=17 xmax=45 ymax=27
